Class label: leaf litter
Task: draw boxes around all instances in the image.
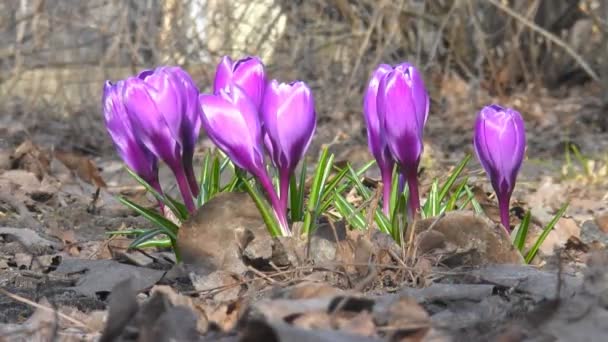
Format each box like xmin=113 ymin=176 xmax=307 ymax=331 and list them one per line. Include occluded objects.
xmin=1 ymin=82 xmax=608 ymax=341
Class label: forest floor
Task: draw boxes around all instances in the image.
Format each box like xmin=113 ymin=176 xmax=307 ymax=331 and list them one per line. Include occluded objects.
xmin=0 ymin=75 xmax=607 ymax=341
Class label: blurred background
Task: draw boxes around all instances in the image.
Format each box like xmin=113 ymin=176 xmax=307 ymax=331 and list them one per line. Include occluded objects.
xmin=0 ymin=0 xmax=607 ymax=161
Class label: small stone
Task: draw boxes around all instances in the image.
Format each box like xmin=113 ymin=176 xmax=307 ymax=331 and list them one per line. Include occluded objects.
xmin=595 ymin=213 xmax=608 ymax=234
xmin=414 ymin=211 xmax=524 ymax=266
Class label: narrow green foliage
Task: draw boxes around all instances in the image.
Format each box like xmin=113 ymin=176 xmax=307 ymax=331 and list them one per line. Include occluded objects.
xmin=513 ymin=210 xmax=531 ymax=251
xmin=389 ymin=165 xmax=400 ymax=216
xmin=133 ymin=238 xmax=173 ymax=249
xmin=302 ymin=147 xmax=334 ymax=235
xmin=332 ymin=191 xmax=367 ymax=229
xmin=117 ymin=197 xmax=178 ymax=240
xmin=525 ymin=203 xmax=569 ymax=263
xmin=198 ymin=151 xmax=224 ymax=206
xmin=463 ymin=185 xmax=484 ymax=214
xmin=444 ymin=178 xmax=469 ymax=212
xmin=421 ymin=154 xmax=471 ymax=218
xmin=129 ymin=228 xmax=165 ymax=249
xmin=569 ymin=143 xmax=591 ymax=176
xmin=289 ymin=160 xmax=308 ymax=222
xmin=164 ymin=195 xmax=189 ymax=221
xmin=240 ymin=175 xmax=283 ymax=237
xmin=125 ymin=167 xmax=184 ymax=221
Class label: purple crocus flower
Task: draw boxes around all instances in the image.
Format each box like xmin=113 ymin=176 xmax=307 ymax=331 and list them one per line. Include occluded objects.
xmin=363 ymin=64 xmax=394 ymax=215
xmin=102 ymin=80 xmax=163 ymax=198
xmin=473 ymin=104 xmax=526 ymax=231
xmin=262 ymin=80 xmax=316 ymax=214
xmin=122 ymin=66 xmax=201 ymax=212
xmin=213 ymin=56 xmax=266 ymax=111
xmin=377 ymin=63 xmax=429 ymax=217
xmin=199 ymin=84 xmax=289 ymax=235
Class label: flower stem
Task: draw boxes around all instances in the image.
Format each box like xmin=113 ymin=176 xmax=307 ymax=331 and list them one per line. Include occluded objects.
xmin=381 ymin=166 xmax=393 ymax=216
xmin=498 ymin=194 xmax=511 ymax=233
xmin=182 ymin=149 xmax=200 ymax=198
xmin=404 ymin=166 xmax=420 ymax=219
xmin=170 ymin=164 xmax=195 ymax=213
xmin=256 ymin=170 xmax=291 ymax=236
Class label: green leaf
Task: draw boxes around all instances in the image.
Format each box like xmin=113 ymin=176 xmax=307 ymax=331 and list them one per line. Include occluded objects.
xmin=210 ymin=154 xmax=221 ymax=197
xmin=129 ymin=228 xmax=164 ymax=249
xmin=302 ymin=148 xmax=334 ymax=235
xmin=389 ymin=164 xmax=400 ymax=217
xmin=332 ymin=192 xmax=366 ymax=229
xmin=289 ymin=160 xmax=307 ymax=222
xmin=133 ymin=238 xmax=173 ymax=249
xmin=241 ymin=176 xmax=282 ymax=237
xmin=513 ymin=210 xmax=531 ymax=252
xmin=437 ymin=154 xmax=471 ymax=203
xmin=525 ymin=203 xmax=569 ymax=263
xmin=164 ymin=195 xmax=189 ymax=221
xmin=117 ymin=196 xmax=178 ymax=240
xmin=422 ymin=179 xmax=439 ymax=218
xmin=463 ymin=186 xmax=484 ymax=214
xmin=319 ymin=166 xmax=350 ymax=213
xmin=569 ymin=144 xmax=591 ymax=176
xmin=125 ymin=167 xmax=181 ymax=219
xmin=106 ymin=228 xmax=149 ymax=236
xmin=443 ymin=177 xmax=469 ymax=213
xmin=374 ymin=210 xmax=392 ymax=234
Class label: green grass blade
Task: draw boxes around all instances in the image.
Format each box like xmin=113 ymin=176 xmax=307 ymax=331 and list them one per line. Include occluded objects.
xmin=210 ymin=154 xmax=221 ymax=197
xmin=437 ymin=154 xmax=471 ymax=203
xmin=163 ymin=195 xmax=189 ymax=221
xmin=289 ymin=160 xmax=307 ymax=222
xmin=117 ymin=196 xmax=178 ymax=240
xmin=569 ymin=144 xmax=591 ymax=176
xmin=106 ymin=228 xmax=149 ymax=236
xmin=125 ymin=167 xmax=181 ymax=218
xmin=332 ymin=192 xmax=366 ymax=229
xmin=129 ymin=228 xmax=164 ymax=249
xmin=374 ymin=210 xmax=391 ymax=234
xmin=303 ymin=148 xmax=334 ymax=235
xmin=464 ymin=186 xmax=484 ymax=214
xmin=198 ymin=153 xmax=212 ymax=206
xmin=443 ymin=177 xmax=469 ymax=213
xmin=389 ymin=165 xmax=399 ymax=216
xmin=513 ymin=210 xmax=531 ymax=251
xmin=525 ymin=203 xmax=569 ymax=263
xmin=133 ymin=238 xmax=173 ymax=249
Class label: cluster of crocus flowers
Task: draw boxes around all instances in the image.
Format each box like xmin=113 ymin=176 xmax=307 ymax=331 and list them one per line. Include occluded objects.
xmin=363 ymin=63 xmax=429 ymax=217
xmin=103 ymin=66 xmax=201 ymax=213
xmin=473 ymin=104 xmax=526 ymax=232
xmin=199 ymin=56 xmax=316 ymax=236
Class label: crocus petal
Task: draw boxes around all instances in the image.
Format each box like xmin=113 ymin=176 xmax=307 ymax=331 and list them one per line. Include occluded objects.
xmin=199 ymin=85 xmax=265 ymax=175
xmin=213 ymin=56 xmax=266 ymax=111
xmin=122 ymin=77 xmax=180 ymax=166
xmin=136 ymin=68 xmax=184 ymax=147
xmin=102 ymin=81 xmax=158 ymax=182
xmin=378 ymin=70 xmax=423 ymax=167
xmin=167 ymin=66 xmax=202 ymax=151
xmin=262 ymin=80 xmax=316 ymax=172
xmin=363 ymin=64 xmax=393 ymax=172
xmin=473 ymin=104 xmax=526 ymax=230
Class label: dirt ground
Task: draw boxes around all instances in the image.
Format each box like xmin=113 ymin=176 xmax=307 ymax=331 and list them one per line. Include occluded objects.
xmin=0 ymin=77 xmax=607 ymax=341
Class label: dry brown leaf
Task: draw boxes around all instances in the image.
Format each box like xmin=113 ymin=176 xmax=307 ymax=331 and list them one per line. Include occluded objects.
xmin=287 ymin=282 xmax=343 ymax=299
xmin=334 ymin=311 xmax=376 ymax=337
xmin=204 ymin=299 xmax=245 ymax=332
xmin=54 ymin=150 xmax=106 ymax=188
xmin=291 ymin=311 xmax=333 ymax=330
xmin=10 ymin=140 xmax=51 ymax=180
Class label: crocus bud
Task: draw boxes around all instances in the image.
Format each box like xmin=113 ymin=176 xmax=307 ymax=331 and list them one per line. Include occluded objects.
xmin=165 ymin=66 xmax=202 ymax=199
xmin=122 ymin=66 xmax=199 ymax=212
xmin=262 ymin=80 xmax=316 ymax=211
xmin=473 ymin=104 xmax=526 ymax=231
xmin=102 ymin=80 xmax=161 ymax=196
xmin=377 ymin=63 xmax=429 ymax=217
xmin=363 ymin=64 xmax=394 ymax=215
xmin=213 ymin=56 xmax=266 ymax=111
xmin=199 ymin=84 xmax=289 ymax=235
